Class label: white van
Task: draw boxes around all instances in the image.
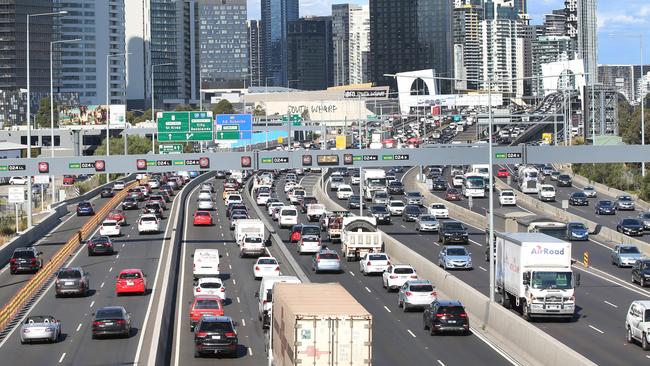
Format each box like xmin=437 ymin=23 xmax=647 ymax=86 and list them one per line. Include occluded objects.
xmin=257 ymin=275 xmax=301 ymax=328
xmin=279 ymin=207 xmax=298 ymax=228
xmin=192 ymin=249 xmax=220 ymax=279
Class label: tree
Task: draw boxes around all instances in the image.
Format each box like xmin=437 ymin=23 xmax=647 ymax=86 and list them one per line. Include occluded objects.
xmin=211 ymin=99 xmax=235 ymax=115
xmin=34 ymin=97 xmax=57 ymax=128
xmin=94 ymin=135 xmax=155 ymax=156
xmin=301 ymin=108 xmax=310 ymax=121
xmin=252 ymin=104 xmax=266 ymax=116
xmin=174 ymin=104 xmax=194 ymax=111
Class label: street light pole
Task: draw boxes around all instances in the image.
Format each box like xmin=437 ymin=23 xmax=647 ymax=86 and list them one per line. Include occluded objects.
xmin=26 ymin=10 xmax=67 ymax=228
xmin=50 ymin=38 xmax=80 ymax=206
xmin=487 ymin=79 xmax=495 ymax=303
xmin=641 ymin=36 xmax=646 ymax=177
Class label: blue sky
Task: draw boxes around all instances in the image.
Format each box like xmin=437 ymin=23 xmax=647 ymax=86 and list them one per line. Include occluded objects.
xmin=248 ymin=0 xmax=650 ymax=65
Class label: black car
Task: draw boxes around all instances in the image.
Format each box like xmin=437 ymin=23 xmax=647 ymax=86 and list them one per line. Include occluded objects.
xmin=402 ymin=204 xmax=421 ymax=222
xmin=91 ymin=306 xmax=131 ymax=339
xmin=556 ymin=174 xmax=572 ymax=187
xmin=142 ymin=202 xmax=164 ymax=219
xmin=369 ymin=205 xmax=391 ymax=224
xmin=438 ymin=221 xmax=469 ymax=245
xmin=76 ymin=201 xmax=95 ymax=216
xmin=568 ymin=192 xmax=589 ymax=206
xmin=9 ymin=247 xmax=43 ymax=274
xmin=423 ymin=300 xmax=470 ymax=335
xmin=122 ymin=197 xmax=139 ymax=210
xmin=194 ymin=316 xmax=238 ymax=358
xmin=215 ymin=171 xmax=227 ymax=179
xmin=430 ymin=177 xmax=447 ymax=191
xmin=100 ymin=187 xmax=115 ymax=198
xmin=632 ymin=259 xmax=650 ymax=286
xmin=159 ymin=184 xmax=174 ymax=196
xmin=300 ymin=196 xmax=318 ymax=213
xmin=226 ymin=203 xmax=247 ymax=218
xmin=617 ymin=218 xmax=644 ymax=237
xmin=87 ymin=236 xmax=115 ymax=256
xmin=55 ymin=267 xmax=89 ymax=297
xmin=594 ymin=200 xmax=616 ymax=215
xmin=387 ymin=181 xmax=405 ymax=195
xmin=348 ymin=195 xmax=364 ymax=209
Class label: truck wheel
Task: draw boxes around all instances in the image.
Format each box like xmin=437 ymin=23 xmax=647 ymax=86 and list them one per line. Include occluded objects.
xmin=643 ymin=333 xmax=650 ymax=351
xmin=522 ymin=301 xmax=531 ymax=321
xmin=626 ymin=327 xmax=633 ymax=343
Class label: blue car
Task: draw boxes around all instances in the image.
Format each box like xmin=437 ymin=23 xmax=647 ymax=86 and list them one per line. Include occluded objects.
xmin=438 ymin=246 xmax=473 ymax=270
xmin=188 ymin=171 xmax=199 ymax=178
xmin=76 ymin=201 xmax=95 ymax=216
xmin=566 ymin=222 xmax=589 ymax=241
xmin=594 ymin=200 xmax=616 ymax=215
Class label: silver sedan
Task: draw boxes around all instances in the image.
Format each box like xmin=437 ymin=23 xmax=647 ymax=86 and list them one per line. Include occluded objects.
xmin=438 ymin=246 xmax=473 ymax=270
xmin=415 ymin=214 xmax=439 ymax=232
xmin=20 ymin=315 xmax=61 ymax=344
xmin=312 ymin=249 xmax=342 ymax=273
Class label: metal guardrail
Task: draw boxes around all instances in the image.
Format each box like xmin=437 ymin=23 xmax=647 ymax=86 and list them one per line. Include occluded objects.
xmin=0 ymin=180 xmax=139 ymax=334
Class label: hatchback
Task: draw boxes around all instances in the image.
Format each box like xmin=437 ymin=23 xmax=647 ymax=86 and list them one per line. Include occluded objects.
xmin=55 ymin=267 xmax=89 ymax=297
xmin=115 ymin=269 xmax=146 ymax=296
xmin=397 ymin=280 xmax=437 ymax=312
xmin=253 ymin=257 xmax=280 ymax=279
xmin=87 ymin=236 xmax=114 ymax=256
xmin=423 ymin=300 xmax=470 ymax=335
xmin=402 ymin=204 xmax=422 ymax=222
xmin=92 ymin=306 xmax=131 ymax=339
xmin=193 ymin=277 xmax=226 ymax=300
xmin=311 ymin=249 xmax=342 ymax=273
xmin=438 ymin=246 xmax=472 ymax=270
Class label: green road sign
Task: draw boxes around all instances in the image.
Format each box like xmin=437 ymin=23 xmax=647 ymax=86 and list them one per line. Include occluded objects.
xmin=159 ymin=144 xmax=183 ymax=154
xmin=367 ymin=114 xmax=378 ymax=121
xmin=216 ymin=131 xmax=240 ymax=140
xmin=157 ymin=111 xmax=213 ymax=141
xmin=282 ymin=114 xmax=303 ymax=126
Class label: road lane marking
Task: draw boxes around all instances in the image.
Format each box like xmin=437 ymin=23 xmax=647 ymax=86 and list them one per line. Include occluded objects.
xmin=603 ymin=300 xmax=618 ymax=308
xmin=588 ymin=325 xmax=604 ymax=334
xmin=241 ymin=318 xmax=246 ymax=327
xmin=229 ymin=264 xmax=232 ymax=269
xmin=383 ymin=306 xmax=391 ymax=313
xmin=122 ymin=243 xmax=125 ymax=248
xmin=407 ymin=329 xmax=416 ymax=338
xmin=349 ymin=271 xmax=355 ymax=276
xmin=365 ymin=286 xmax=371 ymax=293
xmin=400 ymin=225 xmax=407 ymax=229
xmin=226 ymin=252 xmax=229 ymax=257
xmin=59 ymin=353 xmax=66 ymax=363
xmin=478 ymin=266 xmax=487 ymax=272
xmin=437 ymin=360 xmax=446 ymax=366
xmin=232 ymin=279 xmax=236 ymax=285
xmin=248 ymin=348 xmax=253 ymax=356
xmin=76 ymin=323 xmax=82 ymax=332
xmin=236 ymin=297 xmax=241 ymax=303
xmin=100 ymin=282 xmax=105 ymax=288
xmin=89 ymin=300 xmax=95 ymax=308
xmin=109 ymin=267 xmax=113 ymax=272
xmin=116 ymin=254 xmax=119 ymax=259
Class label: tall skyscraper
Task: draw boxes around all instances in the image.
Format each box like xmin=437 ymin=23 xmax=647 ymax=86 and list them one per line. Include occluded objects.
xmin=565 ymin=0 xmax=597 ymax=83
xmin=287 ymin=16 xmax=333 ymax=90
xmin=125 ymin=0 xmax=199 ymax=109
xmin=370 ymin=0 xmax=453 ymax=92
xmin=57 ymin=0 xmax=126 ymax=105
xmin=261 ymin=0 xmax=299 ymax=87
xmin=453 ymin=0 xmax=483 ymax=91
xmin=198 ymin=0 xmax=248 ymax=89
xmin=332 ymin=4 xmax=370 ymax=86
xmin=248 ymin=20 xmax=264 ymax=87
xmin=544 ymin=9 xmax=568 ymax=37
xmin=531 ymin=36 xmax=572 ymax=95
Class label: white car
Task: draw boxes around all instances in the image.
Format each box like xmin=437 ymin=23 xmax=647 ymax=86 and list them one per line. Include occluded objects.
xmin=201 ymin=183 xmax=214 ymax=192
xmin=382 ymin=264 xmax=418 ymax=291
xmin=625 ymin=300 xmax=650 ymax=349
xmin=148 ymin=180 xmax=160 ymax=189
xmin=225 ymin=194 xmax=243 ymax=206
xmin=9 ymin=176 xmax=27 ymax=185
xmin=499 ymin=190 xmax=517 ymax=206
xmin=137 ymin=214 xmax=160 ymax=234
xmin=197 ymin=198 xmax=214 ymax=210
xmin=268 ymin=202 xmax=284 ymax=215
xmin=359 ymin=252 xmax=390 ymax=275
xmin=537 ymin=184 xmax=556 ymax=202
xmin=387 ymin=200 xmax=406 ymax=216
xmin=198 ymin=190 xmax=212 ymax=201
xmin=284 ymin=182 xmax=300 ymax=194
xmin=279 ymin=207 xmax=298 ymax=228
xmin=99 ymin=220 xmax=121 ymax=237
xmin=428 ymin=203 xmax=449 ymax=219
xmin=113 ymin=181 xmax=126 ymax=190
xmin=193 ymin=277 xmax=226 ymax=300
xmin=253 ymin=257 xmax=280 ymax=279
xmin=452 ymin=175 xmax=464 ymax=188
xmin=288 ymin=189 xmax=306 ymax=205
xmin=297 ymin=236 xmax=321 ymax=254
xmin=336 ymin=185 xmax=353 ymax=200
xmin=256 ymin=192 xmax=271 ymax=206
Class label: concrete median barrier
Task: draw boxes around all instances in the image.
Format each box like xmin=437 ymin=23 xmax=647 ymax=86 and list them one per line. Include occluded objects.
xmin=314 ymin=171 xmax=595 ymax=366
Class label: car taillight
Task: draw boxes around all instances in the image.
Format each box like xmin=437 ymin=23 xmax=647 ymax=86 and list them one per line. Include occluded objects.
xmin=262 ymin=300 xmax=268 ymax=305
xmin=116 ymin=320 xmax=126 ymax=325
xmin=387 ymin=260 xmax=391 ymax=265
xmin=196 ymin=287 xmax=201 ymax=292
xmin=92 ymin=321 xmax=102 ymax=326
xmin=220 ymin=287 xmax=225 ymax=292
xmin=410 ymin=275 xmax=418 ymax=279
xmin=459 ymin=313 xmax=467 ymax=317
xmin=405 ymin=291 xmax=412 ymax=296
xmin=255 ymin=266 xmax=260 ymax=271
xmin=196 ymin=331 xmax=208 ymax=338
xmin=389 ymin=275 xmax=397 ymax=279
xmin=275 ymin=266 xmax=280 ymax=271
xmin=224 ymin=331 xmax=236 ymax=338
xmin=30 ymin=258 xmax=37 ymax=264
xmin=435 ymin=313 xmax=446 ymax=318
xmin=9 ymin=258 xmax=15 ymax=264
xmin=431 ymin=291 xmax=437 ymax=297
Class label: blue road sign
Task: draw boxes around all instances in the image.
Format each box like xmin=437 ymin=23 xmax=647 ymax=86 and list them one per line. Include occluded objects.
xmin=215 ymin=114 xmax=252 ymax=140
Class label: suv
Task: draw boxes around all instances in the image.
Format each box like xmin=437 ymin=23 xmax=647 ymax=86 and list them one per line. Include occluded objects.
xmin=423 ymin=300 xmax=470 ymax=335
xmin=9 ymin=247 xmax=43 ymax=274
xmin=87 ymin=236 xmax=115 ymax=256
xmin=387 ymin=181 xmax=405 ymax=195
xmin=438 ymin=221 xmax=469 ymax=245
xmin=625 ymin=300 xmax=650 ymax=350
xmin=632 ymin=259 xmax=650 ymax=286
xmin=369 ymin=205 xmax=391 ymax=224
xmin=397 ymin=280 xmax=437 ymax=311
xmin=194 ymin=315 xmax=238 ymax=358
xmin=76 ymin=201 xmax=95 ymax=216
xmin=55 ymin=267 xmax=89 ymax=297
xmin=122 ymin=197 xmax=139 ymax=210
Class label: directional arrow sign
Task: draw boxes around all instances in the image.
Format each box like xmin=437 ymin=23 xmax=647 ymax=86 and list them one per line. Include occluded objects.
xmin=157 ymin=111 xmax=213 ymax=141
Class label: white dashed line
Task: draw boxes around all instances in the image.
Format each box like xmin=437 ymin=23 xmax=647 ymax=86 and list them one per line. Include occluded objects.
xmin=241 ymin=318 xmax=246 ymax=327
xmin=365 ymin=287 xmax=371 ymax=293
xmin=400 ymin=225 xmax=407 ymax=229
xmin=407 ymin=329 xmax=416 ymax=338
xmin=100 ymin=282 xmax=105 ymax=288
xmin=437 ymin=360 xmax=446 ymax=366
xmin=76 ymin=323 xmax=82 ymax=332
xmin=109 ymin=267 xmax=113 ymax=272
xmin=478 ymin=266 xmax=487 ymax=272
xmin=226 ymin=252 xmax=229 ymax=257
xmin=116 ymin=254 xmax=119 ymax=259
xmin=349 ymin=271 xmax=355 ymax=277
xmin=383 ymin=306 xmax=391 ymax=313
xmin=588 ymin=325 xmax=604 ymax=334
xmin=232 ymin=279 xmax=236 ymax=285
xmin=236 ymin=297 xmax=241 ymax=303
xmin=248 ymin=348 xmax=253 ymax=356
xmin=229 ymin=264 xmax=232 ymax=269
xmin=59 ymin=353 xmax=66 ymax=363
xmin=89 ymin=301 xmax=95 ymax=308
xmin=603 ymin=300 xmax=618 ymax=308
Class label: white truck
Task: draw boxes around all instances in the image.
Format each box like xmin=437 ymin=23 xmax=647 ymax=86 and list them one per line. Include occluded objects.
xmin=340 ymin=217 xmax=382 ymax=261
xmin=362 ymin=169 xmax=387 ymax=201
xmin=272 ymin=283 xmax=372 ymax=366
xmin=306 ymin=203 xmax=326 ymax=222
xmin=495 ymin=232 xmax=579 ymax=321
xmin=517 ymin=166 xmax=540 ymax=194
xmin=234 ymin=219 xmax=266 ymax=255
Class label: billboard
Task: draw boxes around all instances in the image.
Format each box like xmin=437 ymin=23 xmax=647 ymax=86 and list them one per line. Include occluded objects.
xmin=109 ymin=105 xmax=126 ymax=126
xmin=58 ymin=105 xmax=108 ymax=125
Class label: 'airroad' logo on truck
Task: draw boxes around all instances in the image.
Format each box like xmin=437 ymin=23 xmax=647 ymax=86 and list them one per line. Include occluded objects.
xmin=531 ymin=245 xmax=565 ymax=255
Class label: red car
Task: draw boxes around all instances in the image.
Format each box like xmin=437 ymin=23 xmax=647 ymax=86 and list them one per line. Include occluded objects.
xmin=63 ymin=175 xmax=76 ymax=185
xmin=115 ymin=269 xmax=146 ymax=296
xmin=107 ymin=209 xmax=127 ymax=225
xmin=189 ymin=295 xmax=224 ymax=330
xmin=193 ymin=210 xmax=213 ymax=226
xmin=445 ymin=188 xmax=462 ymax=201
xmin=497 ymin=168 xmax=509 ymax=178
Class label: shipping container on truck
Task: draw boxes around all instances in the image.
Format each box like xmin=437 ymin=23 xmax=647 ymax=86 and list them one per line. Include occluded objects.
xmin=271 ymin=283 xmax=372 ymax=366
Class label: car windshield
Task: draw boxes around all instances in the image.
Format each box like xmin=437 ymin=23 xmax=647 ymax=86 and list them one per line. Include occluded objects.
xmin=200 ymin=281 xmax=222 ymax=289
xmin=194 ymin=299 xmax=221 ymax=309
xmin=531 ymin=271 xmax=572 ymax=290
xmin=373 ymin=206 xmax=389 ymax=213
xmin=102 ymin=221 xmax=117 ymax=227
xmin=405 ymin=206 xmax=420 ymax=214
xmin=119 ymin=272 xmax=141 ymax=279
xmin=282 ymin=210 xmax=297 ymax=216
xmin=447 ymin=248 xmax=468 ymax=256
xmin=199 ymin=321 xmax=231 ymax=332
xmin=228 ymin=195 xmax=242 ymax=201
xmin=437 ymin=306 xmax=466 ymax=315
xmin=124 ymin=198 xmax=135 ymax=202
xmin=542 ymin=187 xmax=554 ymax=192
xmin=78 ymin=203 xmax=91 ymax=208
xmin=95 ymin=309 xmax=124 ymax=320
xmin=407 ymin=192 xmax=421 ymax=198
xmin=409 ymin=284 xmax=434 ymax=292
xmin=623 ymin=219 xmax=641 ymax=225
xmin=572 ymin=193 xmax=586 ymax=198
xmin=419 ymin=215 xmax=436 ymax=222
xmin=466 ymin=178 xmax=484 ymax=188
xmin=319 ymin=252 xmax=339 ymax=260
xmin=258 ymin=258 xmax=277 ymax=265
xmin=375 ymin=193 xmax=388 ymax=198
xmin=501 ymin=191 xmax=514 ymax=196
xmin=620 ymin=196 xmax=632 ymax=201
xmin=58 ymin=270 xmax=82 ymax=279
xmin=141 ymin=217 xmax=157 ymax=222
xmin=26 ymin=316 xmax=53 ymax=324
xmin=569 ymin=223 xmax=586 ymax=230
xmin=641 ymin=213 xmax=650 ymax=219
xmin=445 ymin=222 xmax=464 ymax=230
xmin=245 ymin=237 xmax=263 ymax=244
xmin=390 ymin=201 xmax=405 ymax=207
xmin=368 ymin=254 xmax=388 ymax=261
xmin=389 ymin=182 xmax=402 ymax=187
xmin=394 ymin=267 xmax=414 ymax=274
xmin=13 ymin=250 xmax=34 ymax=259
xmin=302 ymin=227 xmax=320 ymax=236
xmin=431 ymin=204 xmax=445 ymax=210
xmin=196 ymin=211 xmax=210 ymax=216
xmin=620 ymin=246 xmax=640 ymax=254
xmin=599 ymin=201 xmax=613 ymax=206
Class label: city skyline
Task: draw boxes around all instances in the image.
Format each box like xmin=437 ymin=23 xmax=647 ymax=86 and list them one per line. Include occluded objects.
xmin=247 ymin=0 xmax=650 ymax=65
